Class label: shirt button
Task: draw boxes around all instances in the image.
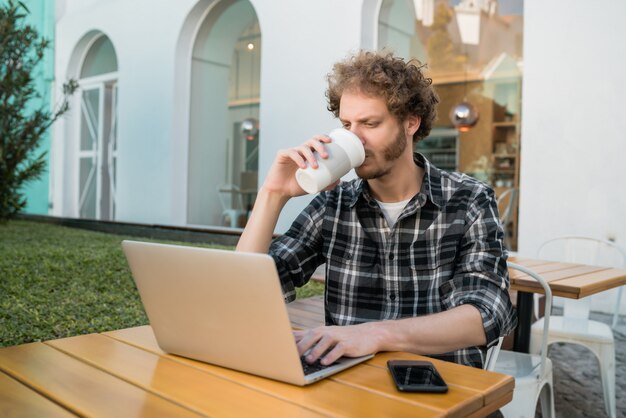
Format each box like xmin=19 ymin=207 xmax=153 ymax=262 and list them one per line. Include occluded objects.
xmin=389 ymin=253 xmax=395 ymax=260
xmin=345 ymin=253 xmax=352 ymax=260
xmin=390 ymin=294 xmax=396 ymax=301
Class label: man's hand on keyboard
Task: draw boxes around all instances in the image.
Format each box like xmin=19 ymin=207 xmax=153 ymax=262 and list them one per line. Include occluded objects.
xmin=293 ymin=323 xmax=383 ymax=366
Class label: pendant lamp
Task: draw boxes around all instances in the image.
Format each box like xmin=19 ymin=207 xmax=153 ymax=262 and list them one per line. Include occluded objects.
xmin=450 ymin=49 xmax=479 ymax=132
xmin=449 ymin=101 xmax=479 ymax=132
xmin=241 ymin=118 xmax=258 ymax=141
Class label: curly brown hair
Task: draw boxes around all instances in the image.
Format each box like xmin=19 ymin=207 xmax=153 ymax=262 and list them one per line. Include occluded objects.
xmin=326 ymin=50 xmax=439 ymax=142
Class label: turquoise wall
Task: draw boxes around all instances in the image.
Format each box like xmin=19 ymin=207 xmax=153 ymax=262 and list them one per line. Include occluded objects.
xmin=7 ymin=0 xmax=56 ymax=214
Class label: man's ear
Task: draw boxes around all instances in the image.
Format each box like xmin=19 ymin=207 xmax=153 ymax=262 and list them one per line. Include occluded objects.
xmin=405 ymin=115 xmax=421 ymax=137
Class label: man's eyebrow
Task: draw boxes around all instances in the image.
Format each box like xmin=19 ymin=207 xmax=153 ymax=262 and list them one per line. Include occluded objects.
xmin=339 ymin=116 xmax=381 ymax=123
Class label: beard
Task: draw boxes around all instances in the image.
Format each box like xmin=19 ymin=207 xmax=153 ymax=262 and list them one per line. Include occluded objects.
xmin=355 ymin=128 xmax=408 ymax=180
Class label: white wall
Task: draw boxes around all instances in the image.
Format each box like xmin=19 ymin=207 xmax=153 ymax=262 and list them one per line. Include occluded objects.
xmin=519 ymin=0 xmax=626 ymax=313
xmin=52 ymin=0 xmax=368 ymax=230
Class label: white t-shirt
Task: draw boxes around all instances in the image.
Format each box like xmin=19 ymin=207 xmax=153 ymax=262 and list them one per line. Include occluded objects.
xmin=376 ymin=198 xmax=411 ymax=228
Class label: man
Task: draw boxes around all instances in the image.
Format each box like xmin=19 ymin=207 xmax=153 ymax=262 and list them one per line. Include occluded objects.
xmin=237 ymin=50 xmax=516 ymax=369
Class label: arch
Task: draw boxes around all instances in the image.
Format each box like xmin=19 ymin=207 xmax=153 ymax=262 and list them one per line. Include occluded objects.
xmin=361 ymin=0 xmax=382 ymax=50
xmin=182 ymin=0 xmax=262 ymax=227
xmin=377 ymin=0 xmax=418 ymax=57
xmin=67 ymin=30 xmax=116 ymax=80
xmin=80 ymin=35 xmax=118 ymax=78
xmin=64 ymin=31 xmax=119 ymax=220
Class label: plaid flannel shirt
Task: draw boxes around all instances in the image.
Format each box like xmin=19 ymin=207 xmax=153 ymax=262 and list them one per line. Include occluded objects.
xmin=269 ymin=153 xmax=517 ymax=368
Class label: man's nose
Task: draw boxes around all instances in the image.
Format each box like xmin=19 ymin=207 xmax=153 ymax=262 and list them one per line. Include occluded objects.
xmin=348 ymin=126 xmax=366 ymax=144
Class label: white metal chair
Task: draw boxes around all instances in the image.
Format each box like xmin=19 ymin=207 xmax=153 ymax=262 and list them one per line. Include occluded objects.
xmin=217 ymin=184 xmax=246 ymax=228
xmin=529 ymin=236 xmax=625 ymax=418
xmin=494 ymin=262 xmax=555 ymax=418
xmin=483 ymin=337 xmax=504 ymax=371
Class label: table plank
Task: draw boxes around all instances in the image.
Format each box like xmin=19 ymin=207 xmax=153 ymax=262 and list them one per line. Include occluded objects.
xmin=507 ymin=257 xmax=554 ymax=268
xmin=47 ymin=334 xmax=324 ymax=418
xmin=552 ymin=267 xmax=626 ymax=298
xmin=290 ymin=296 xmax=325 ymax=310
xmin=466 ymin=392 xmax=513 ymax=418
xmin=286 ymin=297 xmax=326 ymax=329
xmin=540 ymin=265 xmax=607 ymax=281
xmin=0 ymin=343 xmax=202 ymax=418
xmin=514 ymin=261 xmax=582 ymax=275
xmin=0 ymin=370 xmax=77 ymax=418
xmin=509 ymin=264 xmax=606 ymax=283
xmin=102 ymin=328 xmax=442 ymax=417
xmin=286 ymin=305 xmax=325 ymax=330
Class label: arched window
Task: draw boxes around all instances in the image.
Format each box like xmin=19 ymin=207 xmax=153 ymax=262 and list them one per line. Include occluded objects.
xmin=187 ymin=0 xmax=261 ymax=227
xmin=77 ymin=34 xmax=118 ymax=220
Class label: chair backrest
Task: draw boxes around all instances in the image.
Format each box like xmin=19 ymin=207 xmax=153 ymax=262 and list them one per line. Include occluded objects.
xmin=497 ymin=187 xmax=517 ymax=227
xmin=537 ymin=236 xmax=625 ymax=326
xmin=508 ymin=262 xmax=552 ymax=376
xmin=217 ymin=184 xmax=244 ymax=211
xmin=484 ymin=337 xmax=504 ymax=371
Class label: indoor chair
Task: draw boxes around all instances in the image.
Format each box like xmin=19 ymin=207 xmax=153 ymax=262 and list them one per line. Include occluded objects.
xmin=496 ymin=187 xmax=518 ymax=249
xmin=529 ymin=236 xmax=625 ymax=418
xmin=217 ymin=184 xmax=246 ymax=228
xmin=494 ymin=262 xmax=555 ymax=418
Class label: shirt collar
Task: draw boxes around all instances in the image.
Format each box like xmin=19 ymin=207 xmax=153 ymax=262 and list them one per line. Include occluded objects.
xmin=347 ymin=152 xmax=444 ymax=208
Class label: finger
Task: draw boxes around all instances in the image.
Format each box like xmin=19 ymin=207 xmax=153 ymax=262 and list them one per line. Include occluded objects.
xmin=306 ymin=335 xmax=335 ymax=364
xmin=285 ymin=148 xmax=308 ymax=169
xmin=308 ymin=135 xmax=331 ymax=159
xmin=320 ymin=342 xmax=346 ymax=365
xmin=293 ymin=330 xmax=305 ymax=341
xmin=312 ymin=134 xmax=332 ymax=143
xmin=296 ymin=329 xmax=322 ymax=357
xmin=296 ymin=144 xmax=319 ymax=168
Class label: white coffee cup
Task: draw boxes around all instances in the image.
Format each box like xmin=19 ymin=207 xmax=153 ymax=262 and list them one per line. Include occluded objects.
xmin=295 ymin=128 xmax=365 ymax=194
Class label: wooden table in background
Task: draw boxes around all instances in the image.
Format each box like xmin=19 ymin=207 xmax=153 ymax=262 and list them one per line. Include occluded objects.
xmin=508 ymin=256 xmax=626 ymax=352
xmin=0 ymin=324 xmax=513 ymax=417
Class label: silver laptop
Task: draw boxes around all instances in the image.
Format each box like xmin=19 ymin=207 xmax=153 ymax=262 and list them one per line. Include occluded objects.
xmin=122 ymin=240 xmax=373 ymax=385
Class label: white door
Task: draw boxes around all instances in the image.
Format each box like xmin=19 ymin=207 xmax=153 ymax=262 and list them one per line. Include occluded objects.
xmin=77 ymin=79 xmax=118 ymax=220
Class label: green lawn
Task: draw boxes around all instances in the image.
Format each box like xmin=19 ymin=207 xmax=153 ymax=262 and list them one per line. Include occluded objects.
xmin=0 ymin=220 xmax=324 ymax=347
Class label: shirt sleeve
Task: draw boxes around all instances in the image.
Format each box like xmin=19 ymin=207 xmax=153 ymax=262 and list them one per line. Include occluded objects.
xmin=269 ymin=193 xmax=327 ymax=302
xmin=438 ymin=185 xmax=518 ymax=347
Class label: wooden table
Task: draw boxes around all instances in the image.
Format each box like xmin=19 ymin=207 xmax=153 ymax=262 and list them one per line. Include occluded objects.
xmin=218 ymin=187 xmax=257 ymax=212
xmin=508 ymin=256 xmax=626 ymax=352
xmin=0 ymin=325 xmax=513 ymax=417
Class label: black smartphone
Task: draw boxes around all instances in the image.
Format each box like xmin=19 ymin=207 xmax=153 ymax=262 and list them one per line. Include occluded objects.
xmin=387 ymin=360 xmax=448 ymax=393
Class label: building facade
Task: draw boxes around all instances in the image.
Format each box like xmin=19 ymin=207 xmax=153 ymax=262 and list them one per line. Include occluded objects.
xmin=22 ymin=0 xmax=626 ymax=314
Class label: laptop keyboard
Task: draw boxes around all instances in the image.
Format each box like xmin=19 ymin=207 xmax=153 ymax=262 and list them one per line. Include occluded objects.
xmin=300 ymin=356 xmax=337 ymax=375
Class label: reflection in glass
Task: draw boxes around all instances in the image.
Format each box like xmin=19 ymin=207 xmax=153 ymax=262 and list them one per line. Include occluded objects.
xmin=80 ymin=36 xmax=118 ymax=79
xmin=378 ymin=0 xmax=523 ymax=249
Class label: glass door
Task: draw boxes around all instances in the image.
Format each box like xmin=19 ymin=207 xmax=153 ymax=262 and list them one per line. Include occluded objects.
xmin=78 ymin=80 xmax=117 ymax=220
